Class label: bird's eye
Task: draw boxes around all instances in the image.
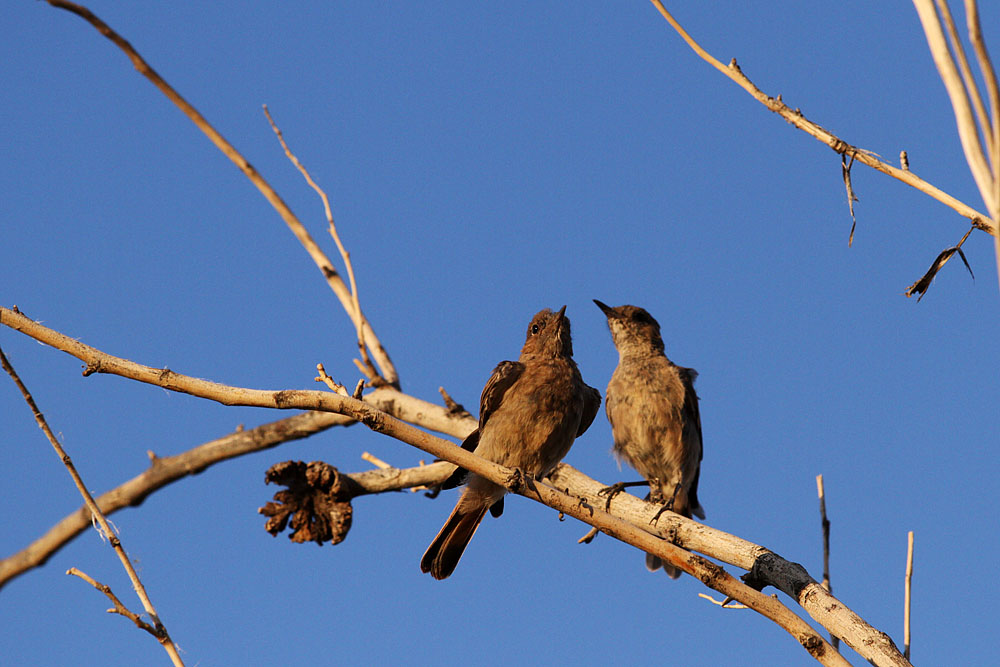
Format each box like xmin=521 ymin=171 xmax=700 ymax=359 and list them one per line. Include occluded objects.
xmin=531 ymin=324 xmax=540 ymax=335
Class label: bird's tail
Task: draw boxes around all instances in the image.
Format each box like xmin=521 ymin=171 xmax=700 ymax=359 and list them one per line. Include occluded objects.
xmin=420 ymin=488 xmax=492 ymax=580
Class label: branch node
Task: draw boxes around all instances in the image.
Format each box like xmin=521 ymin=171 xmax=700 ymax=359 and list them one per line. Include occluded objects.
xmin=438 ymin=386 xmax=472 ymax=418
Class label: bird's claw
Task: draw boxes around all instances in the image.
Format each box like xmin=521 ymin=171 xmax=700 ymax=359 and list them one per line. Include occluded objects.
xmin=504 ymin=467 xmax=525 ymax=493
xmin=598 ymin=482 xmax=629 ymax=511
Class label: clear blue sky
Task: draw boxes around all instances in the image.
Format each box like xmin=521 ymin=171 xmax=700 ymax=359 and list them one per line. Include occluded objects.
xmin=3 ymin=2 xmax=998 ymax=665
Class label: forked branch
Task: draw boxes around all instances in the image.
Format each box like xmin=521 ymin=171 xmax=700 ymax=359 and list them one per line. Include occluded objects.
xmin=42 ymin=0 xmax=399 ymax=385
xmin=1 ymin=306 xmax=907 ymax=667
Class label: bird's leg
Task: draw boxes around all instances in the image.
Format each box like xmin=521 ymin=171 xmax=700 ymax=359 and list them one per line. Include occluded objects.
xmin=649 ymin=481 xmax=683 ymax=525
xmin=597 ymin=479 xmax=650 ymax=511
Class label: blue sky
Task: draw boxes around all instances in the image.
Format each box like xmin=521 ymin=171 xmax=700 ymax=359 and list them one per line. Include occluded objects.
xmin=3 ymin=2 xmax=999 ymax=665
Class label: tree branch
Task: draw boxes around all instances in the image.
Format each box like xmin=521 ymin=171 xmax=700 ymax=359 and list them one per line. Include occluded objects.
xmin=647 ymin=0 xmax=996 ymax=238
xmin=262 ymin=105 xmax=381 ymax=386
xmin=1 ymin=306 xmax=908 ymax=666
xmin=913 ymin=0 xmax=995 ymax=213
xmin=66 ymin=567 xmax=162 ymax=639
xmin=1 ymin=347 xmax=184 ymax=666
xmin=42 ymin=0 xmax=399 ymax=386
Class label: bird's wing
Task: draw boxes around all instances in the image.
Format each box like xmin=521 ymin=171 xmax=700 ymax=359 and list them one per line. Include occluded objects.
xmin=577 ymin=384 xmax=603 ymax=437
xmin=478 ymin=360 xmax=524 ymax=429
xmin=678 ymin=367 xmax=702 ymax=462
xmin=679 ymin=366 xmax=705 ymax=518
xmin=439 ymin=428 xmax=479 ymax=490
xmin=439 ymin=361 xmax=523 ymax=491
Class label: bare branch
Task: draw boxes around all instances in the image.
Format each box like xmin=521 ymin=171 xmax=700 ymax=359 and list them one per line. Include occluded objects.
xmin=912 ymin=0 xmax=996 ymax=215
xmin=262 ymin=105 xmax=382 ymax=384
xmin=43 ymin=0 xmax=399 ymax=386
xmin=698 ymin=593 xmax=748 ymax=609
xmin=934 ymin=0 xmax=994 ymax=160
xmin=965 ymin=0 xmax=1000 ymax=287
xmin=1 ymin=308 xmax=906 ymax=666
xmin=647 ymin=0 xmax=995 ymax=238
xmin=816 ymin=475 xmax=840 ymax=652
xmin=1 ymin=346 xmax=184 ymax=666
xmin=547 ymin=465 xmax=907 ymax=667
xmin=0 ymin=410 xmax=349 ymax=589
xmin=67 ymin=568 xmax=162 ymax=637
xmin=904 ymin=531 xmax=915 ymax=661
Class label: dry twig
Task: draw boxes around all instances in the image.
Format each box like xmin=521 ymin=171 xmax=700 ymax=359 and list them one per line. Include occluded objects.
xmin=67 ymin=568 xmax=161 ymax=638
xmin=42 ymin=0 xmax=399 ymax=385
xmin=263 ymin=105 xmax=381 ymax=384
xmin=647 ymin=0 xmax=994 ymax=239
xmin=904 ymin=531 xmax=915 ymax=661
xmin=816 ymin=475 xmax=840 ymax=652
xmin=1 ymin=347 xmax=184 ymax=666
xmin=698 ymin=593 xmax=748 ymax=609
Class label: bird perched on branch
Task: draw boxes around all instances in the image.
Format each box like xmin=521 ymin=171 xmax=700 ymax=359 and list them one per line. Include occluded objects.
xmin=421 ymin=306 xmax=601 ymax=580
xmin=594 ymin=300 xmax=704 ymax=578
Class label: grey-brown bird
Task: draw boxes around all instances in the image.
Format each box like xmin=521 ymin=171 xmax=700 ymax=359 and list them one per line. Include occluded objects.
xmin=594 ymin=300 xmax=704 ymax=578
xmin=421 ymin=306 xmax=601 ymax=580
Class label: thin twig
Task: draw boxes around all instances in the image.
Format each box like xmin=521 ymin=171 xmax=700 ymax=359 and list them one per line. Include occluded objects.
xmin=0 ymin=346 xmax=184 ymax=666
xmin=67 ymin=567 xmax=160 ymax=637
xmin=904 ymin=531 xmax=915 ymax=661
xmin=262 ymin=105 xmax=381 ymax=384
xmin=698 ymin=593 xmax=748 ymax=609
xmin=361 ymin=452 xmax=429 ymax=490
xmin=43 ymin=0 xmax=399 ymax=386
xmin=361 ymin=452 xmax=391 ymax=469
xmin=816 ymin=475 xmax=840 ymax=652
xmin=647 ymin=0 xmax=995 ymax=238
xmin=315 ymin=363 xmax=349 ymax=395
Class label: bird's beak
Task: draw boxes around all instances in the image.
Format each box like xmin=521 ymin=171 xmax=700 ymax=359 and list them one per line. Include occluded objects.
xmin=593 ymin=299 xmax=616 ymax=318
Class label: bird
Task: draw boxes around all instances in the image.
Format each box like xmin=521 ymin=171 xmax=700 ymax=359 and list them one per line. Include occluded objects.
xmin=594 ymin=300 xmax=704 ymax=577
xmin=420 ymin=306 xmax=602 ymax=580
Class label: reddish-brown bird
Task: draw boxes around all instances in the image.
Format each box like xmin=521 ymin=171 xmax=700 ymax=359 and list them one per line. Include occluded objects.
xmin=421 ymin=306 xmax=601 ymax=580
xmin=595 ymin=300 xmax=704 ymax=577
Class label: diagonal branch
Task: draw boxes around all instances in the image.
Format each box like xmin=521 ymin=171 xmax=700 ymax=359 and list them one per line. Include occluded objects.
xmin=67 ymin=567 xmax=162 ymax=639
xmin=43 ymin=0 xmax=399 ymax=386
xmin=1 ymin=347 xmax=184 ymax=666
xmin=0 ymin=410 xmax=349 ymax=589
xmin=912 ymin=0 xmax=996 ymax=214
xmin=934 ymin=0 xmax=995 ymax=162
xmin=965 ymin=0 xmax=1000 ymax=286
xmin=647 ymin=0 xmax=996 ymax=238
xmin=1 ymin=306 xmax=908 ymax=667
xmin=262 ymin=105 xmax=380 ymax=385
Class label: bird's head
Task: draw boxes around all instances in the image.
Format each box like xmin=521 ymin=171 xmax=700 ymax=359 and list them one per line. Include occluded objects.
xmin=593 ymin=300 xmax=665 ymax=354
xmin=520 ymin=306 xmax=573 ymax=360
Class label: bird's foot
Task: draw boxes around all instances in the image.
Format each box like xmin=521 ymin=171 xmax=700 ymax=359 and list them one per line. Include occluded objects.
xmin=597 ymin=480 xmax=648 ymax=511
xmin=649 ymin=483 xmax=682 ymax=525
xmin=504 ymin=467 xmax=526 ymax=493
